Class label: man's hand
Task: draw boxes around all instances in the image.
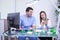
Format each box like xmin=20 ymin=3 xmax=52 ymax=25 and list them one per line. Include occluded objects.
xmin=29 ymin=24 xmax=36 ymax=30
xmin=29 ymin=27 xmax=33 ymax=30
xmin=32 ymin=25 xmax=36 ymax=29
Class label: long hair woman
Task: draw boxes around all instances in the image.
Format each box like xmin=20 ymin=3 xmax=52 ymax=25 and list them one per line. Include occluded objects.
xmin=39 ymin=11 xmax=52 ymax=29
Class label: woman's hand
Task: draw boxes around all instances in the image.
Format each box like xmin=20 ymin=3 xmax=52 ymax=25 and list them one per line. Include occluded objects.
xmin=41 ymin=21 xmax=44 ymax=26
xmin=44 ymin=20 xmax=48 ymax=25
xmin=41 ymin=20 xmax=48 ymax=26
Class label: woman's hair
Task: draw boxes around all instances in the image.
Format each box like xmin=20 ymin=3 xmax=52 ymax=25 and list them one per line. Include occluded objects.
xmin=40 ymin=11 xmax=47 ymax=23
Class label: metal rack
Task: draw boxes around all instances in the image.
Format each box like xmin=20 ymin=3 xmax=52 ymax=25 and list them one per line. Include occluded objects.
xmin=58 ymin=0 xmax=60 ymax=8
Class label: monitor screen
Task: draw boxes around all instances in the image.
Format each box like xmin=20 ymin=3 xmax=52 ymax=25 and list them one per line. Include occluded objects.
xmin=7 ymin=12 xmax=20 ymax=28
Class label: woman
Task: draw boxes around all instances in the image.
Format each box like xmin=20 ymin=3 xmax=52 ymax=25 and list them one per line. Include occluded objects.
xmin=39 ymin=11 xmax=52 ymax=29
xmin=39 ymin=11 xmax=53 ymax=40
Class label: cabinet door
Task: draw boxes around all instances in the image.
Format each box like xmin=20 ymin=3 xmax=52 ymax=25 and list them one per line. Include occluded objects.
xmin=0 ymin=20 xmax=4 ymax=40
xmin=0 ymin=20 xmax=4 ymax=35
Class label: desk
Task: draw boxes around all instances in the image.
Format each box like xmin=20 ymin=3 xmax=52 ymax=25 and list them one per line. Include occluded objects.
xmin=1 ymin=29 xmax=57 ymax=40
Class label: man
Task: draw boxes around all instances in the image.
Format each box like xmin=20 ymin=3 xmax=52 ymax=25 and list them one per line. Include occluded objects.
xmin=18 ymin=7 xmax=37 ymax=40
xmin=20 ymin=7 xmax=36 ymax=30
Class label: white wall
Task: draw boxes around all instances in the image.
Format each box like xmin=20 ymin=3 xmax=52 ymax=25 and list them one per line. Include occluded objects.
xmin=16 ymin=0 xmax=27 ymax=15
xmin=0 ymin=0 xmax=16 ymax=19
xmin=0 ymin=0 xmax=57 ymax=27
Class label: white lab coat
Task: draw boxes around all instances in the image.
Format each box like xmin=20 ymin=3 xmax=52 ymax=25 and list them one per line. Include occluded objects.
xmin=37 ymin=20 xmax=52 ymax=29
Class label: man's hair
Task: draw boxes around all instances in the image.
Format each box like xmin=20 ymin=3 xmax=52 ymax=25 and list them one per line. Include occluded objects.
xmin=26 ymin=7 xmax=33 ymax=12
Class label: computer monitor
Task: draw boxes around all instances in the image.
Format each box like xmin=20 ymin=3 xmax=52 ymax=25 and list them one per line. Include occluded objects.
xmin=7 ymin=12 xmax=20 ymax=29
xmin=7 ymin=12 xmax=20 ymax=35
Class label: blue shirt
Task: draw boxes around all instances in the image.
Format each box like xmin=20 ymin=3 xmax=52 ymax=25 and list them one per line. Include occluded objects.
xmin=20 ymin=14 xmax=36 ymax=29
